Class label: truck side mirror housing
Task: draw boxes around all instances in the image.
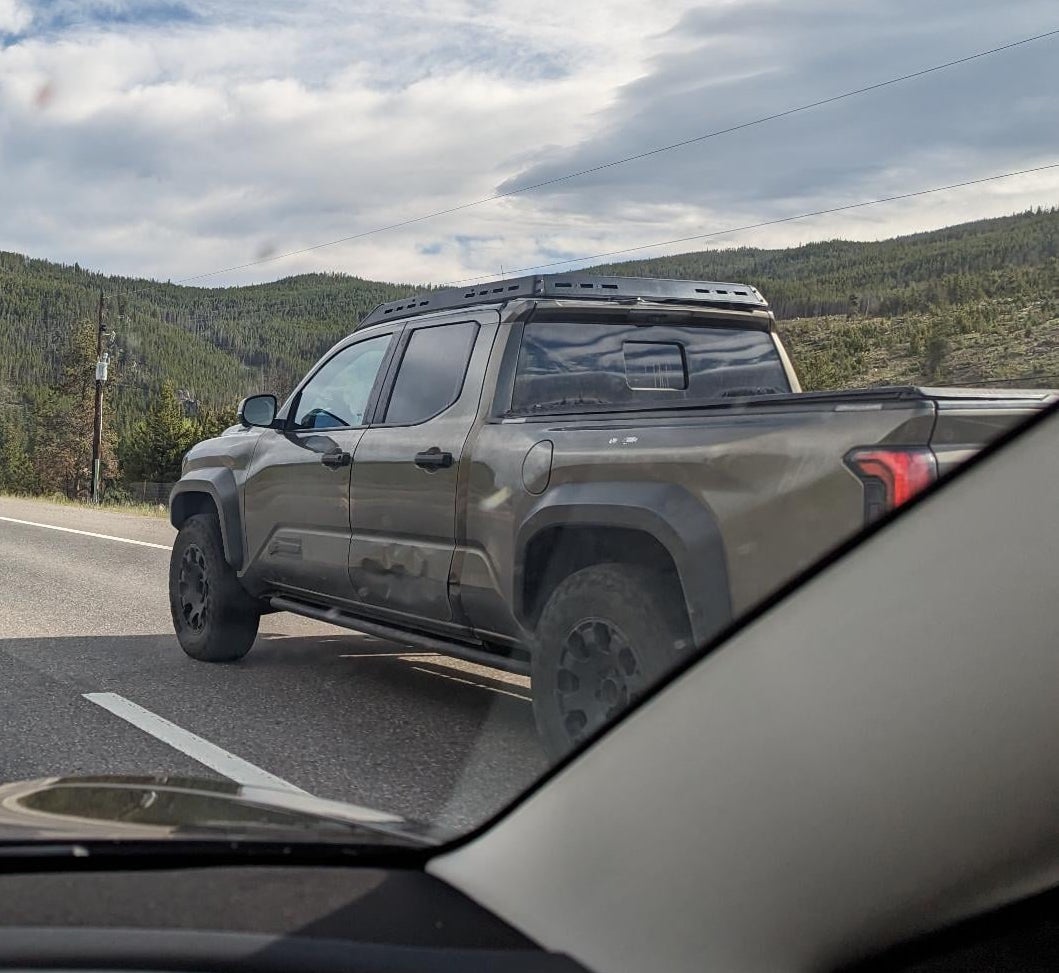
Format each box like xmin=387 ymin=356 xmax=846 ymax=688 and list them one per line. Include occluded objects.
xmin=238 ymin=394 xmax=278 ymax=428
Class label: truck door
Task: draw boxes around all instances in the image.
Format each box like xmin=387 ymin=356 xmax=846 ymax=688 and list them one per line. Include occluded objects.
xmin=347 ymin=315 xmax=495 ymax=636
xmin=241 ymin=331 xmax=397 ymax=601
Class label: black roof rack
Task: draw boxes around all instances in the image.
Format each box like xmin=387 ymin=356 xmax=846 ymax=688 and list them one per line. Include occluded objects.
xmin=358 ymin=273 xmax=769 ymax=328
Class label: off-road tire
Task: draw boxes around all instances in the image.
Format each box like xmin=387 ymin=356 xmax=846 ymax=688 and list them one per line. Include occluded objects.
xmin=532 ymin=563 xmax=691 ymax=760
xmin=169 ymin=513 xmax=260 ymax=662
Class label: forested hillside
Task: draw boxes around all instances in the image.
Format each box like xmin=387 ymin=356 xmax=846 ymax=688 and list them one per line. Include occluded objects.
xmin=593 ymin=207 xmax=1059 ymax=320
xmin=2 ymin=206 xmax=1058 ymax=499
xmin=0 ymin=254 xmax=414 ymax=431
xmin=596 ymin=206 xmax=1059 ymax=390
xmin=0 ymin=256 xmax=414 ymax=498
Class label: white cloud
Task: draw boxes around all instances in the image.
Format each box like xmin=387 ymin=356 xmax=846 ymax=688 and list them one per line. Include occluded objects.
xmin=0 ymin=0 xmax=30 ymax=33
xmin=0 ymin=1 xmax=1057 ymax=286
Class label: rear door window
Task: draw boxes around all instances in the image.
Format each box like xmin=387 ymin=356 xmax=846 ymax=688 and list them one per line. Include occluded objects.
xmin=511 ymin=318 xmax=790 ymax=414
xmin=383 ymin=320 xmax=479 ymax=425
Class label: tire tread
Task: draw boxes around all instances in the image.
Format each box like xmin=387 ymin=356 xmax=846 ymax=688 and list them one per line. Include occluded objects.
xmin=169 ymin=513 xmax=260 ymax=663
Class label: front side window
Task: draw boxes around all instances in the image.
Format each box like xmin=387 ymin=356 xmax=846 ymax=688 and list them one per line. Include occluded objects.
xmin=511 ymin=318 xmax=790 ymax=414
xmin=384 ymin=321 xmax=478 ymax=425
xmin=292 ymin=334 xmax=391 ymax=430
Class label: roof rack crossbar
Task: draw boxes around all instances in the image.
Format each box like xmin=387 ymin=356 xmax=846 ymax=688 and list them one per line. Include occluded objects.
xmin=358 ymin=273 xmax=769 ymax=328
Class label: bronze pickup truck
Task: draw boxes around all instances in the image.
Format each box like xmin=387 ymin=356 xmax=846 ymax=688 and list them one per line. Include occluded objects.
xmin=169 ymin=274 xmax=1056 ymax=756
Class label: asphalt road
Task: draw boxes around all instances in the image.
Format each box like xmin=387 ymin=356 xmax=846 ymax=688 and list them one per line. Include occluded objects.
xmin=0 ymin=496 xmax=546 ymax=832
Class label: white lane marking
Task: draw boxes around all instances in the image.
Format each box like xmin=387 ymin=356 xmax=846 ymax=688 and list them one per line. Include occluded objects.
xmin=409 ymin=665 xmax=532 ymax=702
xmin=415 ymin=654 xmax=532 ymax=689
xmin=84 ymin=693 xmax=307 ymax=794
xmin=0 ymin=516 xmax=171 ymax=550
xmin=343 ymin=651 xmax=532 ymax=688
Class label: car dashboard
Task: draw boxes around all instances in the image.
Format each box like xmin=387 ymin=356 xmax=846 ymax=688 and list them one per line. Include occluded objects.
xmin=0 ymin=865 xmax=583 ymax=973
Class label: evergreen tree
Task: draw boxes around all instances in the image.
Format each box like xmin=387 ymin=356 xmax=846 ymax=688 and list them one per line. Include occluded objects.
xmin=118 ymin=381 xmax=198 ymax=482
xmin=25 ymin=318 xmax=118 ymax=498
xmin=0 ymin=413 xmax=38 ymax=493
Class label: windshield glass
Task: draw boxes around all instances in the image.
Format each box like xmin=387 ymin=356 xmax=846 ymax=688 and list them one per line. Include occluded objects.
xmin=0 ymin=0 xmax=1056 ymax=845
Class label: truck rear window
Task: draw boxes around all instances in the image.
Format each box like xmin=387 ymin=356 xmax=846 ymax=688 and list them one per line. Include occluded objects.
xmin=511 ymin=320 xmax=790 ymax=414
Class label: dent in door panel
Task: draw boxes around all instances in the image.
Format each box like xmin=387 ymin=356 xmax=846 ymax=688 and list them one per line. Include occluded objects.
xmin=351 ymin=537 xmax=456 ymax=619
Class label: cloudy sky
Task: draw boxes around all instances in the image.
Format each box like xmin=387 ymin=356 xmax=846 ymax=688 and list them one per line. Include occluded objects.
xmin=1 ymin=0 xmax=1057 ymax=287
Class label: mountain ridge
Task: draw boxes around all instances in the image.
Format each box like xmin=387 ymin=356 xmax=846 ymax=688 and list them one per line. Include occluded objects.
xmin=2 ymin=205 xmax=1058 ymax=426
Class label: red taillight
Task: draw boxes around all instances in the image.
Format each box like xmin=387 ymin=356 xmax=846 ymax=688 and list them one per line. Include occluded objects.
xmin=845 ymin=447 xmax=938 ymax=522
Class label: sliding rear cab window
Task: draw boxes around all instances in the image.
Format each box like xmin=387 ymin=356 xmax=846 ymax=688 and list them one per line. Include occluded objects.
xmin=511 ymin=317 xmax=790 ymax=414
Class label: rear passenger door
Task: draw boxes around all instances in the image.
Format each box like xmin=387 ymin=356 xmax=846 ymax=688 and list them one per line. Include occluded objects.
xmin=347 ymin=315 xmax=494 ymax=635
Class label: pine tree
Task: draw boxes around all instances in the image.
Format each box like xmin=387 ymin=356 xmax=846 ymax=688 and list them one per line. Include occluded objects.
xmin=191 ymin=402 xmax=237 ymax=442
xmin=0 ymin=413 xmax=38 ymax=493
xmin=118 ymin=381 xmax=198 ymax=482
xmin=26 ymin=318 xmax=118 ymax=498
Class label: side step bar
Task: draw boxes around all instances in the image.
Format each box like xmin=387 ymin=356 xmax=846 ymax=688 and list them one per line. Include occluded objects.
xmin=269 ymin=595 xmax=532 ymax=677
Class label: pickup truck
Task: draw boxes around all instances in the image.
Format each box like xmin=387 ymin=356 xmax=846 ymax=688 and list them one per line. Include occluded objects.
xmin=169 ymin=273 xmax=1056 ymax=757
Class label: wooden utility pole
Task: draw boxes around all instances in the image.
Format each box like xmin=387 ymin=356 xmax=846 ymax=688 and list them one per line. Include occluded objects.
xmin=91 ymin=290 xmax=107 ymax=502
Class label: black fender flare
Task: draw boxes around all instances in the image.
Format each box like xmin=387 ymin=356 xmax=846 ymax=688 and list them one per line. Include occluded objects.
xmin=515 ymin=481 xmax=732 ymax=648
xmin=169 ymin=470 xmax=245 ymax=571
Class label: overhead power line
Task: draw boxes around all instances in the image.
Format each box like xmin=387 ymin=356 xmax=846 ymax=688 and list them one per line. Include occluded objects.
xmin=441 ymin=162 xmax=1059 ymax=286
xmin=176 ymin=28 xmax=1059 ymax=284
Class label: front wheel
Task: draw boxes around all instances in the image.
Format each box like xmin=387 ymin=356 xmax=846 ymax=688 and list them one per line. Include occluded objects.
xmin=532 ymin=563 xmax=692 ymax=760
xmin=169 ymin=513 xmax=260 ymax=662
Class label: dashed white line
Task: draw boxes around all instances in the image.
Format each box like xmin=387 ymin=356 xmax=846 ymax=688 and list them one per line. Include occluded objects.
xmin=414 ymin=655 xmax=532 ymax=689
xmin=84 ymin=692 xmax=306 ymax=794
xmin=409 ymin=665 xmax=532 ymax=701
xmin=0 ymin=516 xmax=171 ymax=550
xmin=343 ymin=651 xmax=533 ymax=690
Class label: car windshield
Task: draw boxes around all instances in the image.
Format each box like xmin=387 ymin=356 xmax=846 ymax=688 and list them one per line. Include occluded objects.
xmin=0 ymin=1 xmax=1057 ymax=846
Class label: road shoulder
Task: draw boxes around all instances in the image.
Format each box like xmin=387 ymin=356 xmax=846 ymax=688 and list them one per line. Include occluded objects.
xmin=0 ymin=495 xmax=176 ymax=548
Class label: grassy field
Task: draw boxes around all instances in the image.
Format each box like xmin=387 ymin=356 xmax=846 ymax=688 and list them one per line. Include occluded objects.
xmin=0 ymin=490 xmax=171 ymax=519
xmin=779 ymin=293 xmax=1059 ymax=391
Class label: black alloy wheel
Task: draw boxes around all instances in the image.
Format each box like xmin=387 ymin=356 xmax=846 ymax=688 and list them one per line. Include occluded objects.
xmin=554 ymin=617 xmax=649 ymax=741
xmin=178 ymin=543 xmax=211 ymax=633
xmin=532 ymin=563 xmax=692 ymax=760
xmin=169 ymin=513 xmax=260 ymax=663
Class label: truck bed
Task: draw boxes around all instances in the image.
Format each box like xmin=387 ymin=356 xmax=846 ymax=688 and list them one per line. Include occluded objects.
xmin=464 ymin=383 xmax=1055 ymax=647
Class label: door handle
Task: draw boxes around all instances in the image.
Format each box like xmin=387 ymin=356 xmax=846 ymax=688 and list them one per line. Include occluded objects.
xmin=320 ymin=449 xmax=351 ymax=468
xmin=414 ymin=447 xmax=454 ymax=471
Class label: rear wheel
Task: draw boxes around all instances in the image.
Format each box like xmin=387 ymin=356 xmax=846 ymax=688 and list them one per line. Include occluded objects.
xmin=532 ymin=563 xmax=691 ymax=760
xmin=169 ymin=513 xmax=260 ymax=662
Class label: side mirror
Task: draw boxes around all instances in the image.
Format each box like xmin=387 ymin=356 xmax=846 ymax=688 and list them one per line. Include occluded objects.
xmin=238 ymin=394 xmax=278 ymax=428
